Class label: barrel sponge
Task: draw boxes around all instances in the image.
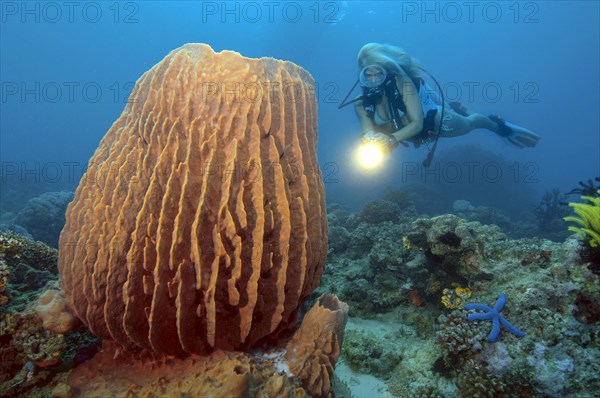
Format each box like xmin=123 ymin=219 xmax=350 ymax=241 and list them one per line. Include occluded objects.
xmin=285 ymin=294 xmax=349 ymax=397
xmin=58 ymin=44 xmax=327 ymax=356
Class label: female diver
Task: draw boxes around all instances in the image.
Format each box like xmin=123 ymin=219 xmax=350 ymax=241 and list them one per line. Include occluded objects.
xmin=339 ymin=43 xmax=540 ymax=166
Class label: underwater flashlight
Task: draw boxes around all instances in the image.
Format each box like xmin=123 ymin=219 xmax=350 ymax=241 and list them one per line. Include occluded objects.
xmin=356 ymin=141 xmax=386 ymax=170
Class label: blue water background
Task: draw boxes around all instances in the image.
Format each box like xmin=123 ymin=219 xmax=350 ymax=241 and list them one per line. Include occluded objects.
xmin=1 ymin=1 xmax=598 ymax=212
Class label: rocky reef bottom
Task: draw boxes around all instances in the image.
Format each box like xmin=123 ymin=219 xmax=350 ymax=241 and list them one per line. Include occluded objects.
xmin=319 ymin=199 xmax=600 ymax=398
xmin=1 ymin=193 xmax=599 ymax=397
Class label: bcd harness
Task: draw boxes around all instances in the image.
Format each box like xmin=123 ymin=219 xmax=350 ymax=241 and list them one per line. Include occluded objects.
xmin=339 ymin=67 xmax=446 ymax=168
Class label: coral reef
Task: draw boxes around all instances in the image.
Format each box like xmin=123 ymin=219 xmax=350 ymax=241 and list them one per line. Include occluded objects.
xmin=0 ymin=311 xmax=89 ymax=397
xmin=316 ymin=220 xmax=412 ymax=317
xmin=454 ymin=359 xmax=540 ymax=398
xmin=0 ymin=231 xmax=58 ymax=312
xmin=1 ymin=43 xmax=599 ymax=396
xmin=436 ymin=310 xmax=487 ymax=363
xmin=359 ymin=200 xmax=401 ymax=224
xmin=58 ymin=44 xmax=328 ymax=357
xmin=13 ymin=191 xmax=74 ymax=247
xmin=319 ymin=195 xmax=600 ymax=397
xmin=1 ymin=183 xmax=595 ymax=397
xmin=0 ymin=223 xmax=33 ymax=241
xmin=0 ymin=231 xmax=92 ymax=397
xmin=0 ymin=231 xmax=57 ymax=274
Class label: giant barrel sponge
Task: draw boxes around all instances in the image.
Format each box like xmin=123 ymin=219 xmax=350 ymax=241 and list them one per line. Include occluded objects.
xmin=58 ymin=44 xmax=327 ymax=357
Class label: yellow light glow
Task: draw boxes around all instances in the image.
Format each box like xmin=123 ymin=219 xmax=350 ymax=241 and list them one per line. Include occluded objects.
xmin=356 ymin=142 xmax=385 ymax=169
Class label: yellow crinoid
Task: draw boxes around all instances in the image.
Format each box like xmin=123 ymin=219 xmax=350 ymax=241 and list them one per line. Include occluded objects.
xmin=564 ymin=190 xmax=600 ymax=248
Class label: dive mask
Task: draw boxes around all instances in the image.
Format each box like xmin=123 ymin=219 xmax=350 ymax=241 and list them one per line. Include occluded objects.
xmin=359 ymin=65 xmax=387 ymax=88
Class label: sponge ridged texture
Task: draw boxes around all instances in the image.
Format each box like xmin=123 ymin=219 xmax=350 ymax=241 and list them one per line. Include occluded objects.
xmin=58 ymin=44 xmax=327 ymax=356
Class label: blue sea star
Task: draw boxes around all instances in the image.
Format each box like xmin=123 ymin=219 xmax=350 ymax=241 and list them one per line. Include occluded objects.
xmin=464 ymin=293 xmax=525 ymax=343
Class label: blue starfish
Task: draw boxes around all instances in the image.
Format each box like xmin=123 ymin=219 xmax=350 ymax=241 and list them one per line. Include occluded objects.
xmin=464 ymin=293 xmax=525 ymax=343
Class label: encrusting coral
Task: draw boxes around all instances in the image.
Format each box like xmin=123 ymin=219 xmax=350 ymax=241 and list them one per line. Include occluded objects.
xmin=441 ymin=287 xmax=471 ymax=309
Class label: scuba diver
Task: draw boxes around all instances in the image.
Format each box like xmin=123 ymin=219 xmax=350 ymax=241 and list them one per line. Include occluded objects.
xmin=339 ymin=43 xmax=541 ymax=167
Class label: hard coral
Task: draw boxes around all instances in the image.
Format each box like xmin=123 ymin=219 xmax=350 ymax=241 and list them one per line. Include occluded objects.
xmin=436 ymin=310 xmax=486 ymax=364
xmin=0 ymin=231 xmax=58 ymax=312
xmin=341 ymin=329 xmax=402 ymax=377
xmin=36 ymin=290 xmax=79 ymax=334
xmin=13 ymin=191 xmax=74 ymax=248
xmin=0 ymin=231 xmax=58 ymax=274
xmin=405 ymin=214 xmax=500 ymax=280
xmin=359 ymin=200 xmax=401 ymax=224
xmin=456 ymin=359 xmax=509 ymax=398
xmin=58 ymin=44 xmax=327 ymax=356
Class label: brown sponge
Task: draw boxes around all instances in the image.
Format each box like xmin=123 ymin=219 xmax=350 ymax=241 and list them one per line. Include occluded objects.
xmin=58 ymin=44 xmax=327 ymax=356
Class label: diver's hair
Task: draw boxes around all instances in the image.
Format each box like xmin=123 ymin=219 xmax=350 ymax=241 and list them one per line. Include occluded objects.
xmin=357 ymin=43 xmax=424 ymax=82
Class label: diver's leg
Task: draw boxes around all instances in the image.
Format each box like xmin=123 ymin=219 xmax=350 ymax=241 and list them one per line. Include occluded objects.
xmin=437 ymin=110 xmax=540 ymax=147
xmin=436 ymin=110 xmax=494 ymax=137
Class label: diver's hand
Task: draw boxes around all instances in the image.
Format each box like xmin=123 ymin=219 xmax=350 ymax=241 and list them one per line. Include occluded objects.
xmin=363 ymin=131 xmax=398 ymax=151
xmin=362 ymin=131 xmax=388 ymax=144
xmin=362 ymin=129 xmax=378 ymax=143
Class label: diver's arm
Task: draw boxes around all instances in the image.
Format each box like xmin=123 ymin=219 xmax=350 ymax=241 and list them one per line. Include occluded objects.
xmin=354 ymin=101 xmax=378 ymax=138
xmin=389 ymin=76 xmax=424 ymax=142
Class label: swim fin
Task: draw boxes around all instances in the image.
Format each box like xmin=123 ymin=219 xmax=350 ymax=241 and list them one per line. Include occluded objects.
xmin=488 ymin=114 xmax=540 ymax=148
